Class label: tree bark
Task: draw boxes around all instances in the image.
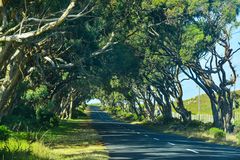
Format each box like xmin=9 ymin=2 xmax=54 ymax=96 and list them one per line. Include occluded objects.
xmin=173 ymin=97 xmax=191 ymax=122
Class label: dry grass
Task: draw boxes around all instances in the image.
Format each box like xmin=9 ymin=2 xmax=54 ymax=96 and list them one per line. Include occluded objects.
xmin=136 ymin=121 xmax=240 ymax=147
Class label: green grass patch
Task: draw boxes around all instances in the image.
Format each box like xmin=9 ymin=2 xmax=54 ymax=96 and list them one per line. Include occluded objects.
xmin=183 ymin=90 xmax=240 ymax=115
xmin=42 ymin=118 xmax=108 ymax=160
xmin=0 ymin=117 xmax=108 ymax=160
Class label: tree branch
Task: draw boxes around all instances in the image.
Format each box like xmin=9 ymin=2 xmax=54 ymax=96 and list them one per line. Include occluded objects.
xmin=0 ymin=0 xmax=77 ymax=42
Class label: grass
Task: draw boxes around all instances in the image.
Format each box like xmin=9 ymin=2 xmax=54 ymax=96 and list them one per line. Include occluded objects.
xmin=0 ymin=137 xmax=57 ymax=160
xmin=43 ymin=118 xmax=108 ymax=160
xmin=0 ymin=115 xmax=108 ymax=160
xmin=184 ymin=94 xmax=212 ymax=115
xmin=183 ymin=90 xmax=240 ymax=115
xmin=137 ymin=120 xmax=240 ymax=147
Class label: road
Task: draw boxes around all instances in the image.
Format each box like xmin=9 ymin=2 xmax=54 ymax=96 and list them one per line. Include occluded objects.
xmin=89 ymin=106 xmax=240 ymax=160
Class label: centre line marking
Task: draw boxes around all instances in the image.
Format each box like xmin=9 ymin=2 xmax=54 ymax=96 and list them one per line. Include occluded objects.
xmin=167 ymin=142 xmax=175 ymax=146
xmin=144 ymin=135 xmax=149 ymax=137
xmin=186 ymin=149 xmax=199 ymax=154
xmin=136 ymin=132 xmax=140 ymax=134
xmin=153 ymin=138 xmax=159 ymax=141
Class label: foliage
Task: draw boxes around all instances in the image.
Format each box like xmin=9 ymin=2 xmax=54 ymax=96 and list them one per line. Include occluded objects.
xmin=22 ymin=85 xmax=48 ymax=103
xmin=234 ymin=120 xmax=240 ymax=133
xmin=209 ymin=127 xmax=226 ymax=140
xmin=237 ymin=133 xmax=240 ymax=145
xmin=0 ymin=137 xmax=60 ymax=160
xmin=71 ymin=107 xmax=87 ymax=119
xmin=36 ymin=107 xmax=59 ymax=129
xmin=0 ymin=125 xmax=11 ymax=141
xmin=0 ymin=0 xmax=239 ymax=149
xmin=1 ymin=115 xmax=37 ymax=131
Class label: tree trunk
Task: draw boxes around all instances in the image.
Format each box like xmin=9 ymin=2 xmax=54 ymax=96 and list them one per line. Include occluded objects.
xmin=129 ymin=100 xmax=140 ymax=118
xmin=217 ymin=91 xmax=233 ymax=132
xmin=69 ymin=93 xmax=73 ymax=119
xmin=144 ymin=100 xmax=155 ymax=121
xmin=136 ymin=100 xmax=146 ymax=119
xmin=174 ymin=97 xmax=191 ymax=122
xmin=162 ymin=95 xmax=172 ymax=120
xmin=0 ymin=51 xmax=28 ymax=119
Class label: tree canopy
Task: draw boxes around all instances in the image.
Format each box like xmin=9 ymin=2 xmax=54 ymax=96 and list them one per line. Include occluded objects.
xmin=0 ymin=0 xmax=240 ymax=132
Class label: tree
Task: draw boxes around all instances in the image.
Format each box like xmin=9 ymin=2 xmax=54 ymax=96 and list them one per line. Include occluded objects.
xmin=143 ymin=0 xmax=240 ymax=131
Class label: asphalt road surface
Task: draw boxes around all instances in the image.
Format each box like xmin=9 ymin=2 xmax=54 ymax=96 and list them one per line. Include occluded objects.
xmin=89 ymin=106 xmax=240 ymax=160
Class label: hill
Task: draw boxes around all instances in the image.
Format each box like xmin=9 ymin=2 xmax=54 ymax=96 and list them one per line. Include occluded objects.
xmin=184 ymin=90 xmax=240 ymax=115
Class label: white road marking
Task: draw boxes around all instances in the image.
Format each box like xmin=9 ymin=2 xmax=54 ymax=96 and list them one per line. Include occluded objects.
xmin=136 ymin=132 xmax=140 ymax=134
xmin=153 ymin=138 xmax=159 ymax=141
xmin=186 ymin=149 xmax=199 ymax=154
xmin=144 ymin=135 xmax=149 ymax=137
xmin=167 ymin=142 xmax=175 ymax=146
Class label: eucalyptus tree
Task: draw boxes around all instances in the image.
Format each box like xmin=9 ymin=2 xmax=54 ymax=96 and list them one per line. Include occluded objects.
xmin=0 ymin=0 xmax=125 ymax=118
xmin=141 ymin=55 xmax=191 ymax=122
xmin=142 ymin=0 xmax=240 ymax=131
xmin=0 ymin=0 xmax=97 ymax=118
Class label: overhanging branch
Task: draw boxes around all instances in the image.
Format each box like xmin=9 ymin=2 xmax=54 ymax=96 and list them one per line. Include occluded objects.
xmin=0 ymin=0 xmax=77 ymax=42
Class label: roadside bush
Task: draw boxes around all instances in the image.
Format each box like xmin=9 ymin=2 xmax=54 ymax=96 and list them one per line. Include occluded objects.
xmin=12 ymin=105 xmax=35 ymax=119
xmin=133 ymin=114 xmax=139 ymax=121
xmin=1 ymin=104 xmax=37 ymax=131
xmin=155 ymin=116 xmax=164 ymax=123
xmin=237 ymin=132 xmax=240 ymax=145
xmin=234 ymin=120 xmax=240 ymax=133
xmin=0 ymin=125 xmax=11 ymax=141
xmin=187 ymin=120 xmax=203 ymax=128
xmin=204 ymin=122 xmax=213 ymax=130
xmin=156 ymin=116 xmax=181 ymax=125
xmin=120 ymin=112 xmax=132 ymax=120
xmin=186 ymin=120 xmax=212 ymax=131
xmin=36 ymin=108 xmax=59 ymax=129
xmin=1 ymin=115 xmax=37 ymax=131
xmin=72 ymin=107 xmax=87 ymax=119
xmin=209 ymin=127 xmax=226 ymax=140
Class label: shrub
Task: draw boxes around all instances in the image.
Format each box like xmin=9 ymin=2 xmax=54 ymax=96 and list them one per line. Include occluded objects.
xmin=0 ymin=125 xmax=11 ymax=141
xmin=124 ymin=113 xmax=134 ymax=120
xmin=1 ymin=115 xmax=37 ymax=131
xmin=204 ymin=122 xmax=213 ymax=130
xmin=36 ymin=108 xmax=59 ymax=129
xmin=156 ymin=116 xmax=181 ymax=125
xmin=155 ymin=116 xmax=164 ymax=123
xmin=209 ymin=127 xmax=226 ymax=140
xmin=23 ymin=85 xmax=48 ymax=102
xmin=133 ymin=114 xmax=139 ymax=121
xmin=12 ymin=105 xmax=35 ymax=119
xmin=237 ymin=132 xmax=240 ymax=145
xmin=72 ymin=107 xmax=87 ymax=119
xmin=187 ymin=120 xmax=203 ymax=127
xmin=234 ymin=120 xmax=240 ymax=133
xmin=0 ymin=138 xmax=31 ymax=159
xmin=49 ymin=115 xmax=60 ymax=128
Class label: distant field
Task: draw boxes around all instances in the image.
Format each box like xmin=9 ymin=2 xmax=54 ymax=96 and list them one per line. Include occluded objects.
xmin=183 ymin=90 xmax=240 ymax=116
